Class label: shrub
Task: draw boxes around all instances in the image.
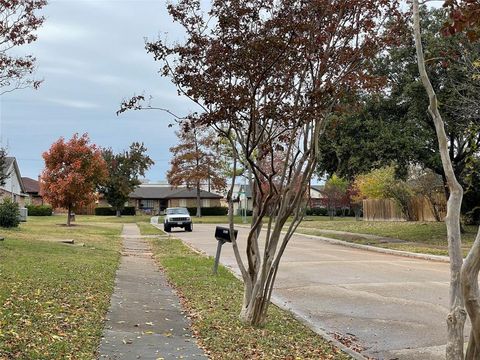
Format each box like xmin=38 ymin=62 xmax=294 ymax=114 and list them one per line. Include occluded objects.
xmin=26 ymin=204 xmax=53 ymax=216
xmin=465 ymin=207 xmax=480 ymax=225
xmin=187 ymin=206 xmax=228 ymax=216
xmin=0 ymin=198 xmax=20 ymax=228
xmin=94 ymin=206 xmax=136 ymax=216
xmin=236 ymin=208 xmax=253 ymax=216
xmin=305 ymin=207 xmax=328 ymax=216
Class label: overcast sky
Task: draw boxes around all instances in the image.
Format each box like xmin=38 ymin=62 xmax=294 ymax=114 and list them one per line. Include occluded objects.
xmin=0 ymin=0 xmax=194 ymax=182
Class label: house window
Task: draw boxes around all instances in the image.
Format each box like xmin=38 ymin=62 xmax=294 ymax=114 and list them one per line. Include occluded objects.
xmin=140 ymin=199 xmax=154 ymax=209
xmin=179 ymin=199 xmax=187 ymax=207
xmin=202 ymin=199 xmax=210 ymax=207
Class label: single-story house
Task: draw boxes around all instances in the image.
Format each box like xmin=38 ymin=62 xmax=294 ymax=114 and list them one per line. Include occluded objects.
xmin=228 ymin=183 xmax=326 ymax=214
xmin=309 ymin=184 xmax=325 ymax=208
xmin=128 ymin=184 xmax=223 ymax=214
xmin=22 ymin=176 xmax=44 ymax=205
xmin=0 ymin=157 xmax=28 ymax=206
xmin=229 ymin=184 xmax=254 ymax=215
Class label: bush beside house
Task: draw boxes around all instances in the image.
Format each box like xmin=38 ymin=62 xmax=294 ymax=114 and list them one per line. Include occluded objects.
xmin=94 ymin=206 xmax=136 ymax=216
xmin=26 ymin=204 xmax=53 ymax=216
xmin=186 ymin=206 xmax=227 ymax=216
xmin=0 ymin=198 xmax=20 ymax=228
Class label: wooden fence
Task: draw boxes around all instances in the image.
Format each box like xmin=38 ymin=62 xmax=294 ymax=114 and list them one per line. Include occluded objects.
xmin=363 ymin=195 xmax=446 ymax=222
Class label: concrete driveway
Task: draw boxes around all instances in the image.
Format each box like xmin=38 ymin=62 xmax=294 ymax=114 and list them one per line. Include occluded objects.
xmin=169 ymin=223 xmax=467 ymax=360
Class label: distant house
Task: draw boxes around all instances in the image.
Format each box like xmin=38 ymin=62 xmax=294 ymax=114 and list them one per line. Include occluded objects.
xmin=229 ymin=184 xmax=253 ymax=215
xmin=128 ymin=184 xmax=223 ymax=214
xmin=0 ymin=157 xmax=28 ymax=206
xmin=22 ymin=177 xmax=44 ymax=205
xmin=309 ymin=185 xmax=325 ymax=208
xmin=228 ymin=183 xmax=326 ymax=214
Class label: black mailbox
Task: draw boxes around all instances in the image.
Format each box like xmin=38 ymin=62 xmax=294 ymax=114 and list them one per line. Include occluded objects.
xmin=215 ymin=226 xmax=237 ymax=243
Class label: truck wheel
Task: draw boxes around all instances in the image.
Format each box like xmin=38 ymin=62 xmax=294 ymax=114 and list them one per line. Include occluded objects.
xmin=186 ymin=224 xmax=193 ymax=232
xmin=164 ymin=224 xmax=171 ymax=233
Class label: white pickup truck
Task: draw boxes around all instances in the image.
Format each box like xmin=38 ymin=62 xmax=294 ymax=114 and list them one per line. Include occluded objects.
xmin=163 ymin=207 xmax=193 ymax=232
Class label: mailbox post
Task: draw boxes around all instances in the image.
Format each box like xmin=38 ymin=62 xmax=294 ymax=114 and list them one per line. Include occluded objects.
xmin=213 ymin=226 xmax=238 ymax=274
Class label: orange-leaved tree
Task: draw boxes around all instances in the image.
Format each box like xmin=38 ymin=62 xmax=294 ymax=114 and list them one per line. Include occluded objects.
xmin=41 ymin=133 xmax=107 ymax=226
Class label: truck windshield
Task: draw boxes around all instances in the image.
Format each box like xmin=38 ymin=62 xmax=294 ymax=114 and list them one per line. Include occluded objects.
xmin=166 ymin=208 xmax=189 ymax=215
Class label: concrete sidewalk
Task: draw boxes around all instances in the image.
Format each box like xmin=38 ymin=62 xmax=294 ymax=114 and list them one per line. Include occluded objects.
xmin=98 ymin=224 xmax=207 ymax=360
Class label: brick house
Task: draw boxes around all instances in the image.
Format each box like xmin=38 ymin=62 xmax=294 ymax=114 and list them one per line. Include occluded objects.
xmin=22 ymin=177 xmax=44 ymax=205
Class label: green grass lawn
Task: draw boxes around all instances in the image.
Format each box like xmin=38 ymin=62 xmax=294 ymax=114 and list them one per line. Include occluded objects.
xmin=297 ymin=216 xmax=479 ymax=256
xmin=136 ymin=221 xmax=165 ymax=235
xmin=0 ymin=215 xmax=122 ymax=359
xmin=149 ymin=237 xmax=351 ymax=360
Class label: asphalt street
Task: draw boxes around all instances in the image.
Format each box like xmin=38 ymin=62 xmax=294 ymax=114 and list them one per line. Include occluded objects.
xmin=170 ymin=223 xmax=467 ymax=360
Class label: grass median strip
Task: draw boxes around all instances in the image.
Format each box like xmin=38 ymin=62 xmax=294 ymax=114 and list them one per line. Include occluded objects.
xmin=297 ymin=218 xmax=479 ymax=257
xmin=149 ymin=236 xmax=351 ymax=360
xmin=0 ymin=216 xmax=121 ymax=359
xmin=136 ymin=221 xmax=165 ymax=235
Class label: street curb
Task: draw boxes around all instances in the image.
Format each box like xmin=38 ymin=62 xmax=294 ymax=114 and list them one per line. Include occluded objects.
xmin=271 ymin=297 xmax=368 ymax=360
xmin=234 ymin=224 xmax=451 ymax=263
xmin=299 ymin=233 xmax=450 ymax=263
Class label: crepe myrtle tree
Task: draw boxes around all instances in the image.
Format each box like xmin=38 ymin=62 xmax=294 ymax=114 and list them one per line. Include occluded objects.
xmin=412 ymin=1 xmax=480 ymax=359
xmin=0 ymin=0 xmax=46 ymax=95
xmin=121 ymin=0 xmax=402 ymax=326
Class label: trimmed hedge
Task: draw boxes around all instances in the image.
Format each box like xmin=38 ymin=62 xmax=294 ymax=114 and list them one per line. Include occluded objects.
xmin=305 ymin=207 xmax=328 ymax=216
xmin=94 ymin=206 xmax=136 ymax=216
xmin=305 ymin=207 xmax=357 ymax=217
xmin=187 ymin=206 xmax=228 ymax=216
xmin=236 ymin=208 xmax=253 ymax=216
xmin=26 ymin=204 xmax=53 ymax=216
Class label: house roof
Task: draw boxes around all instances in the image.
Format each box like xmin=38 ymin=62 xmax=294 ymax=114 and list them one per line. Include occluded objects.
xmin=21 ymin=177 xmax=40 ymax=194
xmin=3 ymin=157 xmax=14 ymax=173
xmin=2 ymin=157 xmax=26 ymax=193
xmin=311 ymin=185 xmax=325 ymax=193
xmin=166 ymin=188 xmax=222 ymax=199
xmin=129 ymin=186 xmax=222 ymax=200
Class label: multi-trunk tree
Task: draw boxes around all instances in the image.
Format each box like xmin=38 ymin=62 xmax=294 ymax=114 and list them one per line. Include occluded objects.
xmin=167 ymin=127 xmax=226 ymax=217
xmin=41 ymin=133 xmax=107 ymax=226
xmin=99 ymin=143 xmax=154 ymax=217
xmin=132 ymin=0 xmax=402 ymax=326
xmin=0 ymin=0 xmax=46 ymax=95
xmin=412 ymin=1 xmax=480 ymax=358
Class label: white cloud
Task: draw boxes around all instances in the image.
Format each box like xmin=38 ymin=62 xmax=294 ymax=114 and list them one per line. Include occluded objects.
xmin=37 ymin=21 xmax=91 ymax=43
xmin=45 ymin=97 xmax=99 ymax=109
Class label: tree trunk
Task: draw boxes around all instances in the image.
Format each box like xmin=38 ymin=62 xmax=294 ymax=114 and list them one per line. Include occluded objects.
xmin=462 ymin=229 xmax=480 ymax=359
xmin=196 ymin=182 xmax=201 ymax=217
xmin=116 ymin=209 xmax=121 ymax=217
xmin=239 ymin=284 xmax=269 ymax=326
xmin=413 ymin=2 xmax=466 ymax=358
xmin=67 ymin=205 xmax=71 ymax=227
